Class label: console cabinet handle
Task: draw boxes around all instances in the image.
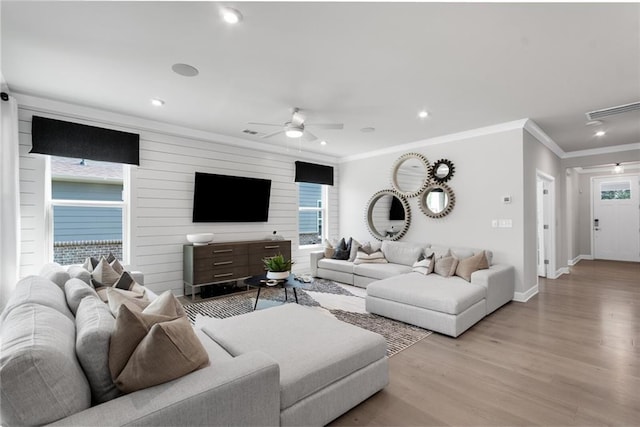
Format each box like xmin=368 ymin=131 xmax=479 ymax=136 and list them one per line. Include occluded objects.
xmin=264 ymin=245 xmax=280 ymax=249
xmin=213 ymin=272 xmax=233 ymax=278
xmin=213 ymin=249 xmax=233 ymax=254
xmin=214 ymin=261 xmax=233 ymax=266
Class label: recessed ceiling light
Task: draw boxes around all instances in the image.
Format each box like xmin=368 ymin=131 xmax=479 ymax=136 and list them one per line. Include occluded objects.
xmin=320 ymin=140 xmax=327 ymax=146
xmin=595 ymin=130 xmax=606 ymax=137
xmin=614 ymin=163 xmax=624 ymax=174
xmin=151 ymin=98 xmax=165 ymax=107
xmin=171 ymin=63 xmax=199 ymax=77
xmin=418 ymin=110 xmax=429 ymax=119
xmin=221 ymin=7 xmax=242 ymax=24
xmin=360 ymin=127 xmax=375 ymax=133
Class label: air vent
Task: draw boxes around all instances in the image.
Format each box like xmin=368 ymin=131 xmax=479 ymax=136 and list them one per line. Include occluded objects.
xmin=586 ymin=101 xmax=640 ymax=120
xmin=243 ymin=129 xmax=259 ymax=135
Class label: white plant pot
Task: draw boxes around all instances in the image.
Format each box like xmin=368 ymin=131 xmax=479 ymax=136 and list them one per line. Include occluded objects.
xmin=266 ymin=271 xmax=289 ymax=280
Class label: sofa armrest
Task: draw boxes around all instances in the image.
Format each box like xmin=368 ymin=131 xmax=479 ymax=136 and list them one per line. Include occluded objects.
xmin=49 ymin=351 xmax=280 ymax=427
xmin=310 ymin=250 xmax=325 ymax=276
xmin=471 ymin=264 xmax=515 ymax=314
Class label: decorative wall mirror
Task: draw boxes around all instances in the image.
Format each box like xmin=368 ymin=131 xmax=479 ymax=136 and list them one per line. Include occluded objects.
xmin=431 ymin=159 xmax=455 ymax=183
xmin=419 ymin=183 xmax=455 ymax=219
xmin=365 ymin=190 xmax=411 ymax=241
xmin=390 ymin=152 xmax=431 ymax=198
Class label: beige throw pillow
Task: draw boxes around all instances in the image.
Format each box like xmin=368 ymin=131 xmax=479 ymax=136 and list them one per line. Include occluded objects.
xmin=110 ymin=258 xmax=125 ymax=275
xmin=348 ymin=238 xmax=361 ymax=262
xmin=107 ymin=288 xmax=150 ymax=316
xmin=434 ymin=256 xmax=459 ymax=278
xmin=353 ymin=250 xmax=388 ymax=265
xmin=455 ymin=251 xmax=490 ymax=282
xmin=114 ymin=317 xmax=209 ymax=393
xmin=323 ymin=239 xmax=335 ymax=258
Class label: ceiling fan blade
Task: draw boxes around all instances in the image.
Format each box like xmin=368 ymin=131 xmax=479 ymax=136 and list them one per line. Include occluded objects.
xmin=261 ymin=130 xmax=285 ymax=139
xmin=303 ymin=130 xmax=318 ymax=142
xmin=306 ymin=123 xmax=344 ymax=130
xmin=248 ymin=122 xmax=282 ymax=127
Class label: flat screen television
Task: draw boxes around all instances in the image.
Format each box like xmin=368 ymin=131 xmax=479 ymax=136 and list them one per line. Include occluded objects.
xmin=192 ymin=172 xmax=272 ymax=222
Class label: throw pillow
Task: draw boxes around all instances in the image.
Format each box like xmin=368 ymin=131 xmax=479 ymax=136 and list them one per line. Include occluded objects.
xmin=82 ymin=256 xmax=99 ymax=273
xmin=348 ymin=238 xmax=361 ymax=262
xmin=323 ymin=239 xmax=336 ymax=258
xmin=359 ymin=241 xmax=374 ymax=255
xmin=332 ymin=237 xmax=351 ymax=261
xmin=412 ymin=253 xmax=435 ymax=275
xmin=110 ymin=258 xmax=125 ymax=275
xmin=114 ymin=317 xmax=209 ymax=393
xmin=455 ymin=250 xmax=490 ymax=282
xmin=113 ymin=271 xmax=138 ymax=291
xmin=353 ymin=250 xmax=388 ymax=265
xmin=92 ymin=256 xmax=121 ymax=287
xmin=434 ymin=256 xmax=459 ymax=278
xmin=107 ymin=287 xmax=150 ymax=316
xmin=106 ymin=252 xmax=117 ymax=263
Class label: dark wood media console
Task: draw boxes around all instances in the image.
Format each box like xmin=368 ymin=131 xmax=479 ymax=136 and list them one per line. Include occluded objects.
xmin=183 ymin=239 xmax=292 ymax=300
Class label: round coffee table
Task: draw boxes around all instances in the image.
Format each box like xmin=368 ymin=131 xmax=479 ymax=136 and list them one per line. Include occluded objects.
xmin=244 ymin=274 xmax=301 ymax=311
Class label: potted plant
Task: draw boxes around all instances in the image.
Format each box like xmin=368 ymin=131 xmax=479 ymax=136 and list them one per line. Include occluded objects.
xmin=263 ymin=253 xmax=294 ymax=280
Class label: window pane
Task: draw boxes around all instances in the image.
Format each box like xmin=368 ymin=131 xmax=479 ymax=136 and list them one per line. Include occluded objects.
xmin=51 ymin=156 xmax=123 ymax=201
xmin=52 ymin=205 xmax=123 ymax=265
xmin=601 ymin=181 xmax=631 ymax=200
xmin=298 ymin=182 xmax=323 ymax=245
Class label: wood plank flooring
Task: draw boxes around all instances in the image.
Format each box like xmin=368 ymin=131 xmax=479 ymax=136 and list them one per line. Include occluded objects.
xmin=330 ymin=260 xmax=640 ymax=426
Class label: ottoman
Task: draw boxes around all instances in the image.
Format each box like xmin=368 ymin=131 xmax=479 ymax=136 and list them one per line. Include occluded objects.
xmin=201 ymin=304 xmax=388 ymax=426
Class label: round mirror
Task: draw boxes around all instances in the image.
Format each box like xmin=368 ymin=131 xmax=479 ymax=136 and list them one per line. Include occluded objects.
xmin=365 ymin=190 xmax=411 ymax=241
xmin=431 ymin=159 xmax=455 ymax=183
xmin=391 ymin=152 xmax=431 ymax=198
xmin=419 ymin=184 xmax=455 ymax=218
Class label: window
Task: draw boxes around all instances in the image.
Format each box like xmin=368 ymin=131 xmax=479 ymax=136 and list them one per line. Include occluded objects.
xmin=600 ymin=181 xmax=631 ymax=200
xmin=298 ymin=182 xmax=327 ymax=246
xmin=49 ymin=156 xmax=129 ymax=265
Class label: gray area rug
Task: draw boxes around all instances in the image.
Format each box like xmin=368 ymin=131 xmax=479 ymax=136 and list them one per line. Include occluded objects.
xmin=183 ymin=278 xmax=431 ymax=357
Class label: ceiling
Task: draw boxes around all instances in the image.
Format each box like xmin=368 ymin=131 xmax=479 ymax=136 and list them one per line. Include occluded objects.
xmin=2 ymin=1 xmax=639 ymax=160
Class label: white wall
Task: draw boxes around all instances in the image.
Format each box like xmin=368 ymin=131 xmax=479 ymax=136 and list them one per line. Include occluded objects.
xmin=339 ymin=128 xmax=530 ymax=296
xmin=17 ymin=95 xmax=338 ymax=295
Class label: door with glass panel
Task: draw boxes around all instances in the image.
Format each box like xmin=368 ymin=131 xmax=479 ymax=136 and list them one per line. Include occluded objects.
xmin=592 ymin=176 xmax=640 ymax=262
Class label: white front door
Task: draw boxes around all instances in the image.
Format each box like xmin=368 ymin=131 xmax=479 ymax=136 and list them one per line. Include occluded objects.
xmin=592 ymin=176 xmax=640 ymax=262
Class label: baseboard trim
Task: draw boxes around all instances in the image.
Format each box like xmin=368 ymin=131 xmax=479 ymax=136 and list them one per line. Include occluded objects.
xmin=568 ymin=254 xmax=593 ymax=266
xmin=513 ymin=285 xmax=538 ymax=303
xmin=547 ymin=267 xmax=570 ymax=279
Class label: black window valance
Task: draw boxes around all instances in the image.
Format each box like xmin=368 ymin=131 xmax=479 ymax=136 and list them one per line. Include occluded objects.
xmin=294 ymin=161 xmax=334 ymax=186
xmin=30 ymin=116 xmax=140 ymax=165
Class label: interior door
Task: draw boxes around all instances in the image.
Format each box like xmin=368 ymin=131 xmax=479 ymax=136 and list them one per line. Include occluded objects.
xmin=593 ymin=176 xmax=640 ymax=262
xmin=536 ymin=178 xmax=548 ymax=277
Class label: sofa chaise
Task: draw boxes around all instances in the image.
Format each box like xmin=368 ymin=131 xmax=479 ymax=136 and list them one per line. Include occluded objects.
xmin=310 ymin=240 xmax=515 ymax=337
xmin=1 ymin=264 xmax=388 ymax=426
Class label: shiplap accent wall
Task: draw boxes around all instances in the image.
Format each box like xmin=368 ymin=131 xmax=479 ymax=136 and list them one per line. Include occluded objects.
xmin=17 ymin=101 xmax=339 ymax=296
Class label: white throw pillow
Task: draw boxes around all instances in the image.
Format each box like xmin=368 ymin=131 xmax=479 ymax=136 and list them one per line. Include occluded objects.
xmin=353 ymin=250 xmax=388 ymax=265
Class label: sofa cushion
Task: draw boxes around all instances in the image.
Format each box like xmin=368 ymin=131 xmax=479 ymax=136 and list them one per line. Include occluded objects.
xmin=202 ymin=304 xmax=387 ymax=410
xmin=367 ymin=272 xmax=486 ymax=315
xmin=39 ymin=262 xmax=71 ymax=289
xmin=354 ymin=262 xmax=412 ymax=280
xmin=381 ymin=241 xmax=425 ymax=266
xmin=0 ymin=304 xmax=91 ymax=426
xmin=1 ymin=275 xmax=74 ymax=322
xmin=75 ymin=295 xmax=121 ymax=404
xmin=65 ymin=278 xmax=100 ymax=315
xmin=318 ymin=258 xmax=354 ymax=274
xmin=67 ymin=265 xmax=92 ymax=285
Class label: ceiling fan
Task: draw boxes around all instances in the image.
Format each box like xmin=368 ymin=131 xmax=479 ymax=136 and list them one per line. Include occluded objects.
xmin=248 ymin=108 xmax=344 ymax=141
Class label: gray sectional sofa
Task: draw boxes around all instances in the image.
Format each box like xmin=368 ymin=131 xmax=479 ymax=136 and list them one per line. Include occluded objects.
xmin=1 ymin=264 xmax=388 ymax=426
xmin=310 ymin=240 xmax=515 ymax=337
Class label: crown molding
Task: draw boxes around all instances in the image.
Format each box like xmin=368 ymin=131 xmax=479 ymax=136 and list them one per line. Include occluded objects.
xmin=523 ymin=119 xmax=565 ymax=158
xmin=13 ymin=92 xmax=339 ymax=165
xmin=562 ymin=142 xmax=640 ymax=159
xmin=340 ymin=119 xmax=529 ymax=163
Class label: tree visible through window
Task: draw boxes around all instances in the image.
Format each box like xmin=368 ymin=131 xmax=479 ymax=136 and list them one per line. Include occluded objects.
xmin=298 ymin=182 xmax=326 ymax=246
xmin=600 ymin=181 xmax=631 ymax=200
xmin=50 ymin=156 xmax=126 ymax=265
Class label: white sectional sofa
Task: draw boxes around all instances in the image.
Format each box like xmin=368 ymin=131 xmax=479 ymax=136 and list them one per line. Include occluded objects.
xmin=310 ymin=240 xmax=515 ymax=337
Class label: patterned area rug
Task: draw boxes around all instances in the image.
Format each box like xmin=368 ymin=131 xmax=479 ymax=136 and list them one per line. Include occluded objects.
xmin=183 ymin=278 xmax=431 ymax=357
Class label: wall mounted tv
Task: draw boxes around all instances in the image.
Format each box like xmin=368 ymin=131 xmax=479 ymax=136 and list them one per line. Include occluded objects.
xmin=192 ymin=172 xmax=272 ymax=222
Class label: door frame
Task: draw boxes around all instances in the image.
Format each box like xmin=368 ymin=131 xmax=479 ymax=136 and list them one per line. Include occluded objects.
xmin=590 ymin=173 xmax=640 ymax=260
xmin=536 ymin=170 xmax=556 ymax=280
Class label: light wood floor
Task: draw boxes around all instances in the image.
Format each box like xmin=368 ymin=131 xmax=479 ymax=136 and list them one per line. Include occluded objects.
xmin=330 ymin=260 xmax=640 ymax=426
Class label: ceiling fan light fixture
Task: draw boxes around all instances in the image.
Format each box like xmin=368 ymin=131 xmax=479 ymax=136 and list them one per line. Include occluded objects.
xmin=221 ymin=7 xmax=242 ymax=24
xmin=285 ymin=128 xmax=303 ymax=138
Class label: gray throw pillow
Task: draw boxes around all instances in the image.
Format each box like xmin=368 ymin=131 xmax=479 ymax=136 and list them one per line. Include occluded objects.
xmin=434 ymin=256 xmax=459 ymax=277
xmin=332 ymin=238 xmax=351 ymax=260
